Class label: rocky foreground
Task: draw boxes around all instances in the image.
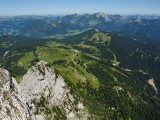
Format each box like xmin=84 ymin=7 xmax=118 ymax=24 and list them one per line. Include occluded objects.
xmin=0 ymin=60 xmax=89 ymax=120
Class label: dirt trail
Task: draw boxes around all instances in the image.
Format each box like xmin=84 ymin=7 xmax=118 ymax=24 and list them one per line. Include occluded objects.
xmin=72 ymin=50 xmax=85 ymax=81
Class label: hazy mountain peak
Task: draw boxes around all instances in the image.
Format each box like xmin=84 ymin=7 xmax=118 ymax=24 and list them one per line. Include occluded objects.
xmin=94 ymin=12 xmax=108 ymax=17
xmin=135 ymin=16 xmax=143 ymax=23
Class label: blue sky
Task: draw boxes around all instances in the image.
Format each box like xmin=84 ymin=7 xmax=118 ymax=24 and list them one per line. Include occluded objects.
xmin=0 ymin=0 xmax=160 ymax=16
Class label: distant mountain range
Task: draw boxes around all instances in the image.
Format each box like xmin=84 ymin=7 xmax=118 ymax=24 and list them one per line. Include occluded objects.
xmin=0 ymin=13 xmax=160 ymax=39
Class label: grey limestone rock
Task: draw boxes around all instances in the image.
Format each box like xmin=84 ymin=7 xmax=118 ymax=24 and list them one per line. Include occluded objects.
xmin=0 ymin=61 xmax=89 ymax=120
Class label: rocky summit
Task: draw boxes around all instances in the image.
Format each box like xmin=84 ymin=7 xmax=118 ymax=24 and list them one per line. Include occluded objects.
xmin=0 ymin=60 xmax=89 ymax=120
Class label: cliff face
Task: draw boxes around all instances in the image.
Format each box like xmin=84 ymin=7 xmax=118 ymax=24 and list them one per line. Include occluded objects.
xmin=0 ymin=61 xmax=89 ymax=120
xmin=0 ymin=68 xmax=28 ymax=120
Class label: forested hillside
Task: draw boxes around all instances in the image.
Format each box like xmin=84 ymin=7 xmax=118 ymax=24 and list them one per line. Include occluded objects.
xmin=0 ymin=28 xmax=160 ymax=119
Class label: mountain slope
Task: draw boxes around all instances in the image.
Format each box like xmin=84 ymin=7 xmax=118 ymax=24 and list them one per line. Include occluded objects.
xmin=0 ymin=29 xmax=160 ymax=119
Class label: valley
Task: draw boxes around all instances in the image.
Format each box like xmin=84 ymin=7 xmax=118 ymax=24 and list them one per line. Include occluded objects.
xmin=0 ymin=13 xmax=160 ymax=120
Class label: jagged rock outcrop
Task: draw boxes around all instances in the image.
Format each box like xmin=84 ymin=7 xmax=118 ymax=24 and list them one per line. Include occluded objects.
xmin=0 ymin=68 xmax=28 ymax=120
xmin=0 ymin=61 xmax=89 ymax=120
